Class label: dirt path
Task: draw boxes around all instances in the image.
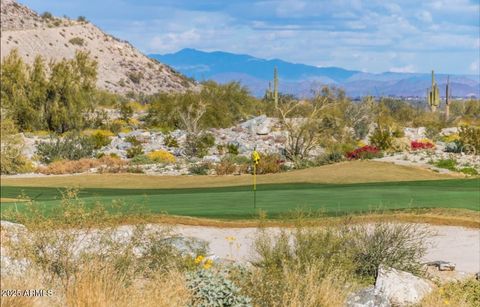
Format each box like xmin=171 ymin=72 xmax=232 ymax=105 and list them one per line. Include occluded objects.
xmin=174 ymin=224 xmax=480 ymax=273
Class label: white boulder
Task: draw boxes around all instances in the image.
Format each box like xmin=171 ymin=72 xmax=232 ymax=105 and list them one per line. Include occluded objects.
xmin=375 ymin=265 xmax=434 ymax=306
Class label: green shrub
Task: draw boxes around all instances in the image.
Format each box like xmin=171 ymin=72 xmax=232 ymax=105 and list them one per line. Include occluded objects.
xmin=434 ymin=159 xmax=457 ymax=171
xmin=226 ymin=143 xmax=239 ymax=155
xmin=127 ymin=71 xmax=143 ymax=84
xmin=185 ymin=133 xmax=215 ymax=158
xmin=69 ymin=37 xmax=85 ymax=46
xmin=315 ymin=151 xmax=344 ymax=165
xmin=126 ymin=145 xmax=144 ymax=159
xmin=164 ymin=134 xmax=179 ymax=148
xmin=189 ymin=163 xmax=210 ymax=175
xmin=41 ymin=11 xmax=53 ymax=19
xmin=130 ymin=154 xmax=152 ymax=165
xmin=37 ymin=134 xmax=95 ymax=164
xmin=369 ymin=126 xmax=393 ymax=150
xmin=459 ymin=126 xmax=480 ymax=154
xmin=459 ymin=167 xmax=478 ymax=176
xmin=89 ymin=130 xmax=112 ymax=149
xmin=187 ymin=269 xmax=252 ymax=307
xmin=125 ymin=135 xmax=141 ymax=146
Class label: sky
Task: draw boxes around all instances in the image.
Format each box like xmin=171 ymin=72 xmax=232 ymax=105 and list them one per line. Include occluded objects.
xmin=18 ymin=0 xmax=480 ymax=75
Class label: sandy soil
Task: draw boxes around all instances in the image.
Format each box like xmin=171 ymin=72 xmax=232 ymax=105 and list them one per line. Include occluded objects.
xmin=174 ymin=224 xmax=480 ymax=273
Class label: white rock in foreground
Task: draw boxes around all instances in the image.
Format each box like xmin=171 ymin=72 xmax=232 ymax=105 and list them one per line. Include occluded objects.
xmin=375 ymin=265 xmax=434 ymax=306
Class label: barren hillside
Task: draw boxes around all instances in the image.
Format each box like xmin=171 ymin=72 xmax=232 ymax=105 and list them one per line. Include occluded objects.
xmin=0 ymin=0 xmax=195 ymax=95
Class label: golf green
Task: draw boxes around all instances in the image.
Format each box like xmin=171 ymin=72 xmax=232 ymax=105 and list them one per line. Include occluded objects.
xmin=1 ymin=179 xmax=479 ymax=219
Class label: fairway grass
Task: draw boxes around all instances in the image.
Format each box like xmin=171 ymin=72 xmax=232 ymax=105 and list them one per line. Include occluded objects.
xmin=2 ymin=179 xmax=478 ymax=222
xmin=0 ymin=161 xmax=459 ymax=189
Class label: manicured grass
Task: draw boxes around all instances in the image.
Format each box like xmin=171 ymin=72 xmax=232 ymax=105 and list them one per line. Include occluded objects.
xmin=1 ymin=179 xmax=478 ymax=219
xmin=0 ymin=161 xmax=456 ymax=189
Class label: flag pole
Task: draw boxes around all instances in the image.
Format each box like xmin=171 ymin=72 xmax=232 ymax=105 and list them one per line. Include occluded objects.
xmin=253 ymin=163 xmax=257 ymax=209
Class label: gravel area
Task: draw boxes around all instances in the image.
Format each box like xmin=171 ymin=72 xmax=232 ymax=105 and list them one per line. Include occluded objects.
xmin=174 ymin=224 xmax=480 ymax=273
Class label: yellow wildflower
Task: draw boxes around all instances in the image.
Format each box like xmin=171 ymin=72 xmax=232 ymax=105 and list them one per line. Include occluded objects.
xmin=444 ymin=300 xmax=450 ymax=305
xmin=194 ymin=255 xmax=205 ymax=264
xmin=203 ymin=259 xmax=213 ymax=269
xmin=225 ymin=236 xmax=236 ymax=242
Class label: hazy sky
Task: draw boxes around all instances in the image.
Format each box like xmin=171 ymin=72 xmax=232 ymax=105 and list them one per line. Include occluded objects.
xmin=19 ymin=0 xmax=480 ymax=74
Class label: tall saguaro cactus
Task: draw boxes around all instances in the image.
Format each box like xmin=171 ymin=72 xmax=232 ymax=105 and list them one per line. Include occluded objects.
xmin=427 ymin=70 xmax=440 ymax=112
xmin=273 ymin=66 xmax=279 ymax=108
xmin=445 ymin=76 xmax=451 ymax=120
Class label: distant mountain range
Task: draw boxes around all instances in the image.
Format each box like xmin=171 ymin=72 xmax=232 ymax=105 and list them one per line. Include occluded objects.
xmin=150 ymin=48 xmax=480 ymax=98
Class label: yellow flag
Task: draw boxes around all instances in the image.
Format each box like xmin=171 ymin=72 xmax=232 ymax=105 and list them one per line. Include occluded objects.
xmin=252 ymin=150 xmax=260 ymax=165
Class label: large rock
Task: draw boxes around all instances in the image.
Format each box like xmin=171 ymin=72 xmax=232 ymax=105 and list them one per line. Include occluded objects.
xmin=346 ymin=286 xmax=390 ymax=307
xmin=375 ymin=265 xmax=434 ymax=306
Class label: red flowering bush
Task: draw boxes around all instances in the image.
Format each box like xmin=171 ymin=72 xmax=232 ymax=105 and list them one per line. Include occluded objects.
xmin=346 ymin=145 xmax=382 ymax=160
xmin=411 ymin=139 xmax=435 ymax=151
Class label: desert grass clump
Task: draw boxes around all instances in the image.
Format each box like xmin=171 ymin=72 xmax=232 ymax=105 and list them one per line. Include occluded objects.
xmin=421 ymin=278 xmax=480 ymax=307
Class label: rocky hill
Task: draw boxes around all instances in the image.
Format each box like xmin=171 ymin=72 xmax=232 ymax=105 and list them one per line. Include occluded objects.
xmin=0 ymin=0 xmax=195 ymax=95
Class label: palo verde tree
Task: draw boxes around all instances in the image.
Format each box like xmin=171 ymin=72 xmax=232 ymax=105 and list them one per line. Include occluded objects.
xmin=1 ymin=49 xmax=98 ymax=133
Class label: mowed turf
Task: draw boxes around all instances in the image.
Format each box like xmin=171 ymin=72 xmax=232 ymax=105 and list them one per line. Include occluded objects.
xmin=0 ymin=161 xmax=457 ymax=189
xmin=1 ymin=179 xmax=478 ymax=219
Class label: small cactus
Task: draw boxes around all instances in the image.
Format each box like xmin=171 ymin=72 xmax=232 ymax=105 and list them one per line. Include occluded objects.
xmin=427 ymin=70 xmax=440 ymax=112
xmin=273 ymin=66 xmax=278 ymax=108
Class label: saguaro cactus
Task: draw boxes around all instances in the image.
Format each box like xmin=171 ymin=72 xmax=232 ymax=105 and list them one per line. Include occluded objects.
xmin=445 ymin=76 xmax=450 ymax=120
xmin=427 ymin=70 xmax=440 ymax=112
xmin=273 ymin=66 xmax=279 ymax=108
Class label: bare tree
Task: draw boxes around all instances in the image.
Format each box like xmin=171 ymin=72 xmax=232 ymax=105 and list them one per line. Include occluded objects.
xmin=276 ymin=94 xmax=336 ymax=164
xmin=176 ymin=98 xmax=207 ymax=135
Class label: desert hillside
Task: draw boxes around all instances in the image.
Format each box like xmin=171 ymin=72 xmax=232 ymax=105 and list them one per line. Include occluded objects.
xmin=0 ymin=0 xmax=195 ymax=95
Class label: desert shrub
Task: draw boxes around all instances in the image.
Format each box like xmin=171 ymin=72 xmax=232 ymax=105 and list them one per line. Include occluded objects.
xmin=424 ymin=121 xmax=445 ymax=141
xmin=88 ymin=129 xmax=113 ymax=149
xmin=346 ymin=145 xmax=382 ymax=160
xmin=444 ymin=141 xmax=462 ymax=153
xmin=369 ymin=126 xmax=393 ymax=150
xmin=315 ymin=150 xmax=344 ymax=165
xmin=245 ymin=221 xmax=428 ymax=306
xmin=108 ymin=119 xmax=127 ymax=134
xmin=2 ymin=190 xmax=193 ymax=293
xmin=187 ymin=269 xmax=252 ymax=306
xmin=1 ymin=118 xmax=34 ymax=174
xmin=459 ymin=167 xmax=478 ymax=176
xmin=125 ymin=135 xmax=142 ymax=146
xmin=164 ymin=134 xmax=179 ymax=147
xmin=441 ymin=133 xmax=460 ymax=143
xmin=226 ymin=143 xmax=239 ymax=155
xmin=36 ymin=134 xmax=95 ymax=164
xmin=119 ymin=102 xmax=134 ymax=123
xmin=185 ymin=133 xmax=215 ymax=158
xmin=411 ymin=139 xmax=435 ymax=151
xmin=434 ymin=159 xmax=457 ymax=171
xmin=68 ymin=37 xmax=85 ymax=46
xmin=390 ymin=137 xmax=410 ymax=152
xmin=189 ymin=163 xmax=211 ymax=175
xmin=256 ymin=153 xmax=284 ymax=174
xmin=130 ymin=154 xmax=152 ymax=165
xmin=77 ymin=16 xmax=87 ymax=22
xmin=458 ymin=126 xmax=480 ymax=154
xmin=126 ymin=145 xmax=144 ymax=159
xmin=346 ymin=223 xmax=430 ymax=281
xmin=41 ymin=11 xmax=53 ymax=19
xmin=147 ymin=150 xmax=176 ymax=164
xmin=127 ymin=71 xmax=143 ymax=84
xmin=36 ymin=158 xmax=100 ymax=175
xmin=215 ymin=159 xmax=238 ymax=175
xmin=421 ymin=278 xmax=480 ymax=307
